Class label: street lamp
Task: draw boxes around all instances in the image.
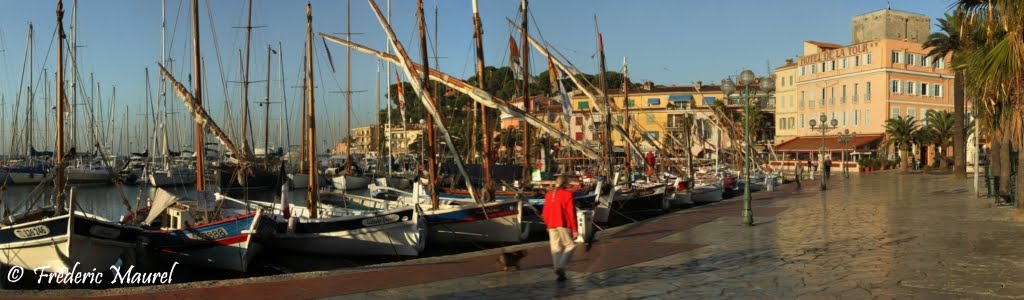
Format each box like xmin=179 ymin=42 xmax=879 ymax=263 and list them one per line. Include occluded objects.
xmin=809 ymin=114 xmax=839 ymax=190
xmin=721 ymin=70 xmax=774 ymax=227
xmin=837 ymin=129 xmax=857 ymax=179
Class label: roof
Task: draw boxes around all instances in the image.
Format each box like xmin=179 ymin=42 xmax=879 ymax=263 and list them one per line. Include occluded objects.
xmin=774 ymin=134 xmax=883 ymax=152
xmin=805 ymin=40 xmax=843 ymax=49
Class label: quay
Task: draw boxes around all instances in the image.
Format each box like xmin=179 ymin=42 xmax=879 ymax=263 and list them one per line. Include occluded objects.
xmin=3 ymin=171 xmax=1016 ymax=299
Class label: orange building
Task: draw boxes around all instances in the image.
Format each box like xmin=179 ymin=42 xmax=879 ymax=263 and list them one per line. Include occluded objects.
xmin=774 ymin=8 xmax=955 ymax=171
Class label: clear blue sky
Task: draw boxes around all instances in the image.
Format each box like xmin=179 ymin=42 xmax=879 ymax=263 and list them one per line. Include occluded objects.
xmin=0 ymin=0 xmax=954 ymax=154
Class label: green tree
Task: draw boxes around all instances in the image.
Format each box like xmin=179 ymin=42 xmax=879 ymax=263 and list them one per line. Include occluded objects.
xmin=923 ymin=12 xmax=968 ymax=178
xmin=954 ymin=0 xmax=1023 ymax=201
xmin=883 ymin=115 xmax=920 ymax=172
xmin=923 ymin=110 xmax=955 ymax=170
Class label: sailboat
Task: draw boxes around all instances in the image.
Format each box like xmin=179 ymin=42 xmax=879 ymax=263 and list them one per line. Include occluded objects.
xmin=127 ymin=0 xmax=272 ymax=273
xmin=330 ymin=3 xmax=372 ymax=191
xmin=149 ymin=42 xmax=196 ymax=187
xmin=212 ymin=0 xmax=283 ymax=195
xmin=6 ymin=25 xmax=52 ymax=185
xmin=0 ymin=0 xmax=142 ymax=275
xmin=238 ymin=3 xmax=426 ymax=256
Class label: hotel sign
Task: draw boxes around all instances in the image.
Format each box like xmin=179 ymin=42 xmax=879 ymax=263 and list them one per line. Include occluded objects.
xmin=799 ymin=42 xmax=876 ymax=65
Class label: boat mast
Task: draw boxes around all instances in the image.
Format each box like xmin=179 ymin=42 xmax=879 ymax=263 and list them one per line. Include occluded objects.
xmin=191 ymin=0 xmax=206 ymax=191
xmin=55 ymin=0 xmax=66 ymax=212
xmin=278 ymin=42 xmax=288 ymax=163
xmin=596 ymin=16 xmax=612 ymax=183
xmin=305 ymin=2 xmax=319 ymax=218
xmin=264 ymin=44 xmax=272 ymax=156
xmin=417 ymin=0 xmax=439 ymax=209
xmin=26 ymin=23 xmax=34 ymax=158
xmin=240 ymin=0 xmax=256 ymax=155
xmin=345 ymin=0 xmax=353 ymax=175
xmin=385 ymin=0 xmax=392 ymax=175
xmin=472 ymin=0 xmax=493 ymax=201
xmin=519 ymin=0 xmax=531 ymax=185
xmin=623 ymin=57 xmax=631 ymax=185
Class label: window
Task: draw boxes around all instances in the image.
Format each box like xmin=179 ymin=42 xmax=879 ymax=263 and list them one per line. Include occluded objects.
xmin=866 ymin=109 xmax=871 ymax=125
xmin=920 ymin=83 xmax=929 ymax=96
xmin=866 ymin=82 xmax=872 ymax=101
xmin=789 ymin=76 xmax=793 ymax=85
xmin=809 ymin=92 xmax=815 ymax=108
xmin=907 ymin=108 xmax=916 ymax=120
xmin=830 ymin=60 xmax=836 ymax=71
xmin=575 ymin=117 xmax=583 ymax=125
xmin=646 ymin=114 xmax=655 ymax=124
xmin=892 ymin=51 xmax=901 ymax=64
xmin=854 ymin=109 xmax=860 ymax=126
xmin=811 ymin=64 xmax=817 ymax=74
xmin=853 ymin=83 xmax=859 ymax=102
xmin=800 ymin=91 xmax=805 ymax=109
xmin=919 ymin=55 xmax=927 ymax=66
xmin=777 ymin=118 xmax=784 ymax=130
xmin=831 ymin=112 xmax=836 ymax=123
xmin=647 ymin=98 xmax=661 ymax=106
xmin=936 ymin=84 xmax=944 ymax=97
xmin=891 ymin=80 xmax=901 ymax=94
xmin=578 ymin=101 xmax=589 ymax=110
xmin=891 ymin=107 xmax=900 ymax=119
xmin=841 ymin=85 xmax=847 ymax=103
xmin=866 ymin=53 xmax=873 ymax=65
xmin=821 ymin=88 xmax=826 ymax=106
xmin=800 ymin=114 xmax=805 ymax=129
xmin=799 ymin=66 xmax=806 ymax=76
xmin=905 ymin=52 xmax=913 ymax=65
xmin=616 ymin=116 xmax=623 ymax=124
xmin=644 ymin=131 xmax=659 ymax=140
xmin=933 ymin=58 xmax=945 ymax=69
xmin=830 ymin=87 xmax=835 ymax=105
xmin=623 ymin=98 xmax=635 ymax=108
xmin=842 ymin=111 xmax=847 ymax=126
xmin=841 ymin=58 xmax=848 ymax=69
xmin=575 ymin=132 xmax=584 ymax=141
xmin=854 ymin=55 xmax=860 ymax=66
xmin=703 ymin=96 xmax=716 ymax=105
xmin=907 ymin=81 xmax=916 ymax=95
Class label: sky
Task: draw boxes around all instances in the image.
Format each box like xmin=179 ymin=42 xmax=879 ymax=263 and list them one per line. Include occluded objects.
xmin=0 ymin=0 xmax=956 ymax=154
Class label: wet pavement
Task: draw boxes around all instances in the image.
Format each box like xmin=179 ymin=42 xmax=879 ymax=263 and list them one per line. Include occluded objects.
xmin=7 ymin=171 xmax=1020 ymax=299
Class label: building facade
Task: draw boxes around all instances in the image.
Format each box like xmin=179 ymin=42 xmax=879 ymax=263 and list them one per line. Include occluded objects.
xmin=774 ymin=8 xmax=955 ymax=169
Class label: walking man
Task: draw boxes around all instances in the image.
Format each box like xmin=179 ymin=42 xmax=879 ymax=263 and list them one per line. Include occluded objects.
xmin=824 ymin=158 xmax=832 ymax=179
xmin=543 ymin=174 xmax=578 ymax=282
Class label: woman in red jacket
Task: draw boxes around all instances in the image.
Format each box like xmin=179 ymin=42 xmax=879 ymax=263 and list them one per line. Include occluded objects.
xmin=543 ymin=174 xmax=577 ymax=282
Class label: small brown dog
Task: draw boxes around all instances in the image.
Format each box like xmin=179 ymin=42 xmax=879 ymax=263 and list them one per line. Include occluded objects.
xmin=496 ymin=250 xmax=528 ymax=272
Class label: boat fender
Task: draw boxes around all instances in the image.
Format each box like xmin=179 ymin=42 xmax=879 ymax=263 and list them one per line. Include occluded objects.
xmin=287 ymin=216 xmax=297 ymax=235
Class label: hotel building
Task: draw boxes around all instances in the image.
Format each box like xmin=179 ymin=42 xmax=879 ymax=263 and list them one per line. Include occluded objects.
xmin=773 ymin=8 xmax=955 ymax=169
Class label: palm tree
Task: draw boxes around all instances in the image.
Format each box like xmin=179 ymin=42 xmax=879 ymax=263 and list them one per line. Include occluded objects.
xmin=883 ymin=116 xmax=920 ymax=172
xmin=923 ymin=12 xmax=967 ymax=178
xmin=955 ymin=1 xmax=1024 ymax=203
xmin=924 ymin=110 xmax=955 ymax=170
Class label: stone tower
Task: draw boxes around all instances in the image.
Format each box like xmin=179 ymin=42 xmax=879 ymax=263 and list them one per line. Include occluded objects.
xmin=851 ymin=8 xmax=930 ymax=44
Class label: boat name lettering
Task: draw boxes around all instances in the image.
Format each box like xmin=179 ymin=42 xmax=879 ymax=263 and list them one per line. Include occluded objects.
xmin=88 ymin=226 xmax=121 ymax=239
xmin=14 ymin=225 xmax=50 ymax=239
xmin=362 ymin=214 xmax=401 ymax=227
xmin=184 ymin=228 xmax=230 ymax=241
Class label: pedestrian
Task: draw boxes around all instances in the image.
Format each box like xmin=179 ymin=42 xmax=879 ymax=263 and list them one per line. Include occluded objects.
xmin=824 ymin=158 xmax=832 ymax=179
xmin=542 ymin=174 xmax=578 ymax=282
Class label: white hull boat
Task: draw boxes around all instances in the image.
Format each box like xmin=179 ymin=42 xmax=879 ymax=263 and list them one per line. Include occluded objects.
xmin=332 ymin=174 xmax=372 ymax=190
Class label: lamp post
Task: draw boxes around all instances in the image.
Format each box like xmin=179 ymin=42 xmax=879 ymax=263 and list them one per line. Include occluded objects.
xmin=837 ymin=129 xmax=857 ymax=179
xmin=720 ymin=70 xmax=774 ymax=226
xmin=809 ymin=114 xmax=839 ymax=190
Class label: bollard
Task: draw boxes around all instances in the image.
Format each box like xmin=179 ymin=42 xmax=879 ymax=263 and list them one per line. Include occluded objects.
xmin=766 ymin=175 xmax=775 ymax=191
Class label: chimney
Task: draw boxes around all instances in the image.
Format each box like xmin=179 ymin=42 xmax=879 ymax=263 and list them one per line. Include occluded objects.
xmin=696 ymin=80 xmax=703 ymax=88
xmin=642 ymin=81 xmax=654 ymax=91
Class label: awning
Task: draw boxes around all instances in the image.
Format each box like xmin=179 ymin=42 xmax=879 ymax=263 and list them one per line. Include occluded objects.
xmin=668 ymin=94 xmax=693 ymax=102
xmin=774 ymin=134 xmax=883 ymax=152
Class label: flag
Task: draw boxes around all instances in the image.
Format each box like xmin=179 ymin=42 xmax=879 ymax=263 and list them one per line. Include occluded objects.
xmin=622 ymin=57 xmax=630 ymax=94
xmin=559 ymin=79 xmax=572 ymax=130
xmin=280 ymin=181 xmax=291 ymax=219
xmin=509 ymin=35 xmax=524 ymax=81
xmin=547 ymin=54 xmax=558 ymax=91
xmin=394 ymin=71 xmax=406 ymax=110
